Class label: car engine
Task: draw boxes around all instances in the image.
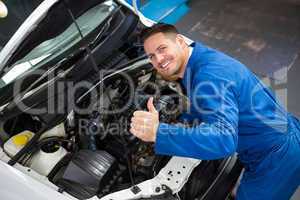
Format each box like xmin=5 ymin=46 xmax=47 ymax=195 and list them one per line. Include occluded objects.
xmin=56 ymin=67 xmax=191 ymax=199
xmin=0 ymin=57 xmax=242 ymax=200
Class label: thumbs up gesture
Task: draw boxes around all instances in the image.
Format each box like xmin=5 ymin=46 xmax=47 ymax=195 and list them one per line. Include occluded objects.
xmin=130 ymin=97 xmax=159 ymax=142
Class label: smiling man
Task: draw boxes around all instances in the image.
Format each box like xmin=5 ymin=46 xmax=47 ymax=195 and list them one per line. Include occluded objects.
xmin=129 ymin=23 xmax=300 ymax=200
xmin=143 ymin=31 xmax=189 ymax=81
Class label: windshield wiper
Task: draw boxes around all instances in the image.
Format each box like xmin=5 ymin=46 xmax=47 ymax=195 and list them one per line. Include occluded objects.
xmin=90 ymin=5 xmax=122 ymax=48
xmin=0 ymin=2 xmax=121 ymax=117
xmin=65 ymin=0 xmax=121 ymax=72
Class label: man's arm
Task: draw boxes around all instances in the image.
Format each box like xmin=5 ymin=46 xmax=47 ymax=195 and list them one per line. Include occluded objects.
xmin=155 ymin=72 xmax=239 ymax=160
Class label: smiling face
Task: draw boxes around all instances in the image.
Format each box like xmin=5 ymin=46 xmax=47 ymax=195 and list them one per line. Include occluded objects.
xmin=143 ymin=32 xmax=189 ymax=81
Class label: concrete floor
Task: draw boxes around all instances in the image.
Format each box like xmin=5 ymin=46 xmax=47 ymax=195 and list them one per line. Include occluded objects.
xmin=176 ymin=0 xmax=300 ymax=117
xmin=175 ymin=0 xmax=300 ymax=199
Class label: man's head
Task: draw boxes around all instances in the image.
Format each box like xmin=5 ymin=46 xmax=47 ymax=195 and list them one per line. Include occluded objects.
xmin=141 ymin=23 xmax=190 ymax=81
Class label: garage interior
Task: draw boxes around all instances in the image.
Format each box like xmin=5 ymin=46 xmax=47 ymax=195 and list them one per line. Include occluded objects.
xmin=141 ymin=0 xmax=300 ymax=118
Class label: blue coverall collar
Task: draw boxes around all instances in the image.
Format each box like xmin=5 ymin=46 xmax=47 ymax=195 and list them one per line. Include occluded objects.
xmin=181 ymin=42 xmax=207 ymax=90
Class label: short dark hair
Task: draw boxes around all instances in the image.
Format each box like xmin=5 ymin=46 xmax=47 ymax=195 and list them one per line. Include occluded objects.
xmin=140 ymin=23 xmax=179 ymax=43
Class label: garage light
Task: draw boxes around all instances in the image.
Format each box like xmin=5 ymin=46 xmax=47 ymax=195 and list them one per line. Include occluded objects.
xmin=0 ymin=0 xmax=8 ymax=18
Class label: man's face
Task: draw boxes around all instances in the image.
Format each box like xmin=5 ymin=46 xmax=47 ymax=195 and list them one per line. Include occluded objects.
xmin=143 ymin=32 xmax=187 ymax=81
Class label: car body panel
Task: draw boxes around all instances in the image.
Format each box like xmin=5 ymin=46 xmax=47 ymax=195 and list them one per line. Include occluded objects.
xmin=0 ymin=159 xmax=75 ymax=200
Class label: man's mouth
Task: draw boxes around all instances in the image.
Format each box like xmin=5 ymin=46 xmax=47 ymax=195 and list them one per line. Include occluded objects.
xmin=160 ymin=61 xmax=170 ymax=70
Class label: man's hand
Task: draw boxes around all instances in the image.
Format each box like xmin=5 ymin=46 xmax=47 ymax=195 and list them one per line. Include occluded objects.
xmin=130 ymin=97 xmax=159 ymax=142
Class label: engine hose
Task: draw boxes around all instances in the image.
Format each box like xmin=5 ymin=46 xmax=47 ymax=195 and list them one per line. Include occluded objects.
xmin=97 ymin=164 xmax=127 ymax=197
xmin=85 ymin=51 xmax=128 ymax=85
xmin=105 ymin=86 xmax=136 ymax=187
xmin=75 ymin=51 xmax=129 ymax=105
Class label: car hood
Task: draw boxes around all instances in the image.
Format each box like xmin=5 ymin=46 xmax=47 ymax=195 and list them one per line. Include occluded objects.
xmin=0 ymin=0 xmax=112 ymax=77
xmin=0 ymin=0 xmax=154 ymax=78
xmin=0 ymin=0 xmax=153 ymax=121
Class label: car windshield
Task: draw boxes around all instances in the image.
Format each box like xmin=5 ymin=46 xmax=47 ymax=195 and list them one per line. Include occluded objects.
xmin=0 ymin=0 xmax=116 ymax=87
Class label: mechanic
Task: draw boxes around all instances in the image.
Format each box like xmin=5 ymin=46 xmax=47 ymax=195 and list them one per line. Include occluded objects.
xmin=129 ymin=23 xmax=300 ymax=200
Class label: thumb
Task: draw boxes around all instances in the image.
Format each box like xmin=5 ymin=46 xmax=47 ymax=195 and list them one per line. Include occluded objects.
xmin=147 ymin=97 xmax=157 ymax=114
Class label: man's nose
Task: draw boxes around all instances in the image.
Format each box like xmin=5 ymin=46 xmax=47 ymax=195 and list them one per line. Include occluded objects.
xmin=156 ymin=54 xmax=164 ymax=65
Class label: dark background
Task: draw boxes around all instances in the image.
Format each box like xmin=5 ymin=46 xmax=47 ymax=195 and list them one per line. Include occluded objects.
xmin=176 ymin=0 xmax=300 ymax=118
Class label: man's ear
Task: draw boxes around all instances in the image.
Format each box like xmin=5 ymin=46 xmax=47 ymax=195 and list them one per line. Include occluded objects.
xmin=176 ymin=34 xmax=187 ymax=48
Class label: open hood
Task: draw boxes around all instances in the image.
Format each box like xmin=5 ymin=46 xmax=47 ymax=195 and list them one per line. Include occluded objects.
xmin=0 ymin=0 xmax=111 ymax=78
xmin=0 ymin=0 xmax=151 ymax=121
xmin=0 ymin=0 xmax=153 ymax=79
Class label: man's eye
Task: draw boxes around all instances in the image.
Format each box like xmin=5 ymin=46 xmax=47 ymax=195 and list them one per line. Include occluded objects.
xmin=157 ymin=46 xmax=167 ymax=53
xmin=148 ymin=55 xmax=154 ymax=60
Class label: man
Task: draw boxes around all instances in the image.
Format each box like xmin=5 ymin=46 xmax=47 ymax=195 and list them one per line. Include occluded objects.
xmin=129 ymin=23 xmax=300 ymax=199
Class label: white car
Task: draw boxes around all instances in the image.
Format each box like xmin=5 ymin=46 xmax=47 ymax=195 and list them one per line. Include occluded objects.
xmin=0 ymin=1 xmax=242 ymax=199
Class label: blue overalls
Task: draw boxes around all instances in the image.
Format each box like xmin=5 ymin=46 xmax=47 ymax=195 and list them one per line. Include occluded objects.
xmin=154 ymin=42 xmax=300 ymax=199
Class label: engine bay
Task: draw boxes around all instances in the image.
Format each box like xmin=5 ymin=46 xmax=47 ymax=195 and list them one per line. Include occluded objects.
xmin=0 ymin=54 xmax=242 ymax=200
xmin=0 ymin=60 xmax=201 ymax=199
